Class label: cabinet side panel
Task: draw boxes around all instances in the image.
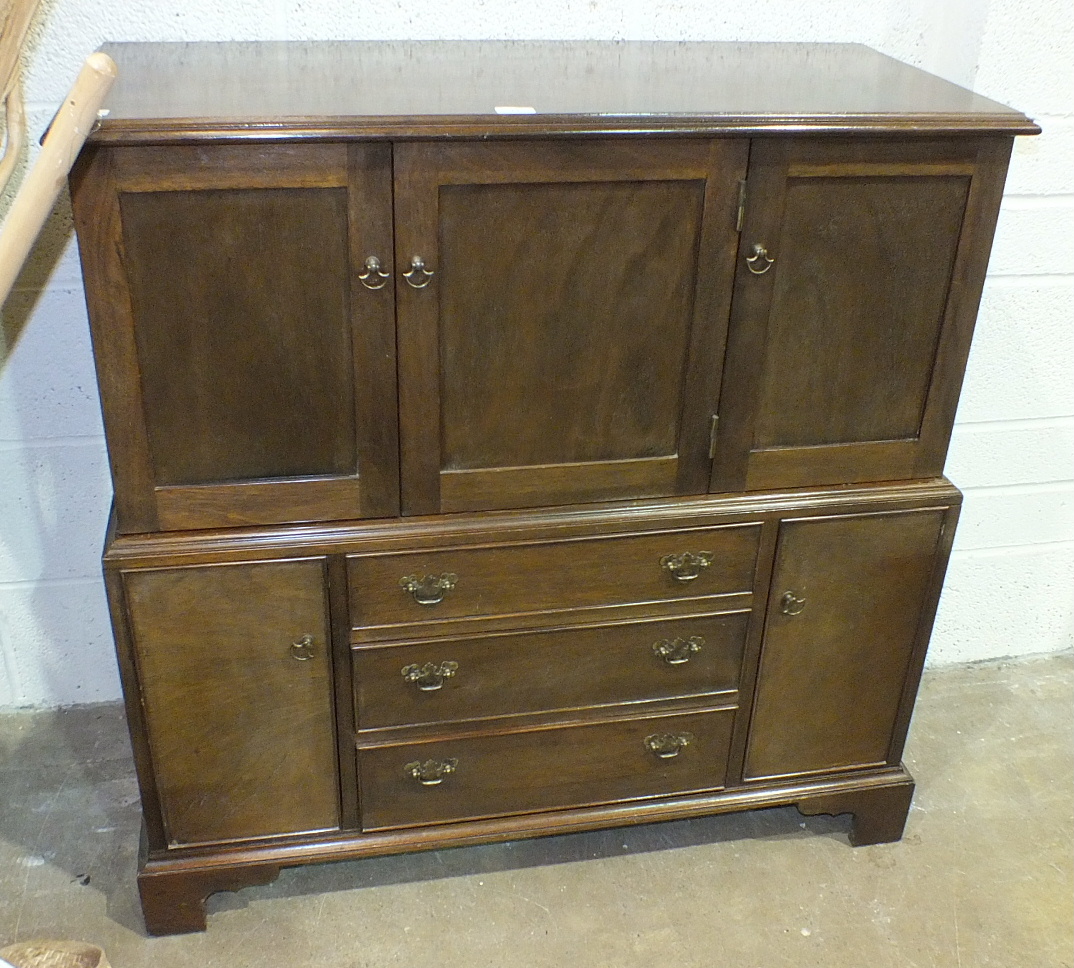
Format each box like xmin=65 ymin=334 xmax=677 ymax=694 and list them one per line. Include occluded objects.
xmin=125 ymin=559 xmax=340 ymax=845
xmin=69 ymin=147 xmax=160 ymax=532
xmin=744 ymin=508 xmax=945 ymax=780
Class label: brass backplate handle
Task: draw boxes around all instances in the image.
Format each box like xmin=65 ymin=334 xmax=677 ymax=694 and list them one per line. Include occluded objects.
xmin=402 ymin=660 xmax=459 ymax=692
xmin=652 ymin=636 xmax=704 ymax=665
xmin=746 ymin=242 xmax=775 ymax=275
xmin=645 ymin=732 xmax=696 ymax=759
xmin=405 ymin=758 xmax=458 ymax=786
xmin=660 ymin=552 xmax=715 ymax=582
xmin=358 ymin=255 xmax=390 ymax=290
xmin=400 ymin=573 xmax=458 ymax=606
xmin=289 ymin=634 xmax=315 ymax=661
xmin=780 ymin=591 xmax=806 ymax=616
xmin=403 ymin=256 xmax=435 ymax=289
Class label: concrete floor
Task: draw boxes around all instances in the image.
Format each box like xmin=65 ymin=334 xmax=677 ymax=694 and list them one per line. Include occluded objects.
xmin=0 ymin=654 xmax=1070 ymax=968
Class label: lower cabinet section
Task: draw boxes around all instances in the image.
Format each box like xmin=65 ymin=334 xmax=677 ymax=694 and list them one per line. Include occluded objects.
xmin=358 ymin=708 xmax=735 ymax=830
xmin=106 ymin=483 xmax=958 ymax=933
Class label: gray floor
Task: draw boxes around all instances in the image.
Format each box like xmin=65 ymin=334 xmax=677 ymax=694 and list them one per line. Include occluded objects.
xmin=1 ymin=653 xmax=1071 ymax=968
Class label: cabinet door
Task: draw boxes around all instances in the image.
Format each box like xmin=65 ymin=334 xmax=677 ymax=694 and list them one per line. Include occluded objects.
xmin=743 ymin=507 xmax=952 ymax=781
xmin=394 ymin=139 xmax=747 ymax=514
xmin=123 ymin=559 xmax=339 ymax=846
xmin=712 ymin=138 xmax=1012 ymax=492
xmin=72 ymin=143 xmax=399 ymax=532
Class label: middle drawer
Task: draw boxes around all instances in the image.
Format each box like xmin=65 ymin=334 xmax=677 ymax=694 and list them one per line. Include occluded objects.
xmin=353 ymin=610 xmax=750 ymax=730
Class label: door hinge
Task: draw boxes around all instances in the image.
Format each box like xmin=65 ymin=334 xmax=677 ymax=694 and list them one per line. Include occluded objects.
xmin=735 ymin=179 xmax=747 ymax=232
xmin=708 ymin=414 xmax=720 ymax=459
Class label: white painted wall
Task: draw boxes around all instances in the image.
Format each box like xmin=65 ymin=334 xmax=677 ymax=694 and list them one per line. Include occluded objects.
xmin=0 ymin=0 xmax=1070 ymax=707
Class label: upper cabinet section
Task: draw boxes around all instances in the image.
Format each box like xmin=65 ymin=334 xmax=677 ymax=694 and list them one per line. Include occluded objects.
xmin=71 ymin=42 xmax=1036 ymax=534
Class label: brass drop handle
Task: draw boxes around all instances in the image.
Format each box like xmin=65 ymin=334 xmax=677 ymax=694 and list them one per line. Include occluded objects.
xmin=652 ymin=636 xmax=704 ymax=665
xmin=358 ymin=255 xmax=390 ymax=290
xmin=780 ymin=591 xmax=806 ymax=616
xmin=402 ymin=660 xmax=459 ymax=692
xmin=403 ymin=256 xmax=435 ymax=289
xmin=400 ymin=573 xmax=458 ymax=606
xmin=746 ymin=242 xmax=775 ymax=275
xmin=660 ymin=552 xmax=714 ymax=582
xmin=405 ymin=758 xmax=458 ymax=786
xmin=289 ymin=634 xmax=315 ymax=661
xmin=645 ymin=732 xmax=695 ymax=759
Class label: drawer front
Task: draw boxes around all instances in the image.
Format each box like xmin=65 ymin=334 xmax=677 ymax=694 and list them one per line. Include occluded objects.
xmin=354 ymin=611 xmax=749 ymax=729
xmin=349 ymin=524 xmax=760 ymax=630
xmin=358 ymin=708 xmax=734 ymax=830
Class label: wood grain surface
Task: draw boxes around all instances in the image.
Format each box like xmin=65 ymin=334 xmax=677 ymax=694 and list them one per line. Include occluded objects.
xmin=89 ymin=41 xmax=1036 ymax=141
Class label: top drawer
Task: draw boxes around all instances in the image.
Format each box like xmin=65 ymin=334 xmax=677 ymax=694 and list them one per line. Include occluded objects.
xmin=349 ymin=523 xmax=760 ymax=632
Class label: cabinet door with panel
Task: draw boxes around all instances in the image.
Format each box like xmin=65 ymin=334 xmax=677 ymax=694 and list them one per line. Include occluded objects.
xmin=71 ymin=143 xmax=399 ymax=533
xmin=744 ymin=506 xmax=955 ymax=782
xmin=122 ymin=558 xmax=340 ymax=847
xmin=393 ymin=139 xmax=748 ymax=515
xmin=712 ymin=138 xmax=1012 ymax=493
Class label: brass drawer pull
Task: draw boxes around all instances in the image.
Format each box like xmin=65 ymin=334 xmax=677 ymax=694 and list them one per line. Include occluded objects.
xmin=401 ymin=660 xmax=459 ymax=692
xmin=660 ymin=552 xmax=714 ymax=582
xmin=746 ymin=242 xmax=775 ymax=275
xmin=400 ymin=573 xmax=458 ymax=606
xmin=405 ymin=758 xmax=458 ymax=786
xmin=645 ymin=732 xmax=695 ymax=759
xmin=780 ymin=591 xmax=806 ymax=616
xmin=652 ymin=636 xmax=704 ymax=665
xmin=358 ymin=255 xmax=390 ymax=290
xmin=403 ymin=255 xmax=435 ymax=289
xmin=289 ymin=634 xmax=315 ymax=661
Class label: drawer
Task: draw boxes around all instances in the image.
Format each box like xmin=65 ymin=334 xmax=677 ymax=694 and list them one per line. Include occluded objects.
xmin=354 ymin=610 xmax=750 ymax=729
xmin=358 ymin=708 xmax=734 ymax=830
xmin=349 ymin=523 xmax=760 ymax=631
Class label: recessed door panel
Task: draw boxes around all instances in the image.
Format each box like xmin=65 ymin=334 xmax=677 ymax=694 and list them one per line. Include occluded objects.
xmin=439 ymin=179 xmax=703 ymax=470
xmin=395 ymin=139 xmax=748 ymax=514
xmin=753 ymin=175 xmax=968 ymax=448
xmin=122 ymin=186 xmax=355 ymax=485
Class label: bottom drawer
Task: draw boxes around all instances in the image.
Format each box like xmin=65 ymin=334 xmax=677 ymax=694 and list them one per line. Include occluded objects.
xmin=359 ymin=708 xmax=734 ymax=831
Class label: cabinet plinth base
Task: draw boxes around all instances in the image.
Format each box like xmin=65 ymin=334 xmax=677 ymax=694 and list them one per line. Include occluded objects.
xmin=796 ymin=775 xmax=916 ymax=846
xmin=138 ymin=853 xmax=281 ymax=936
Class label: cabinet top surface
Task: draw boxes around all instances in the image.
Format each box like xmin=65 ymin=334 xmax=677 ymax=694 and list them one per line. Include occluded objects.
xmin=93 ymin=40 xmax=1036 ymax=142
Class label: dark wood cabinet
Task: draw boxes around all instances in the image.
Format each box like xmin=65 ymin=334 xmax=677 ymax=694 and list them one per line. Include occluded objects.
xmin=71 ymin=41 xmax=1036 ymax=935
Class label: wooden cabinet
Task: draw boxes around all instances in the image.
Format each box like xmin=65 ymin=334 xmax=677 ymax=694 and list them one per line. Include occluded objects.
xmin=71 ymin=40 xmax=1036 ymax=934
